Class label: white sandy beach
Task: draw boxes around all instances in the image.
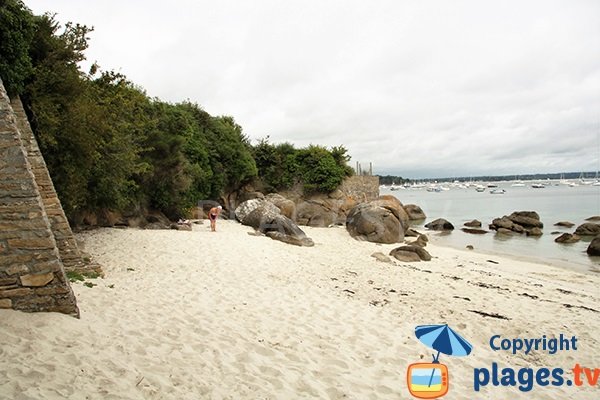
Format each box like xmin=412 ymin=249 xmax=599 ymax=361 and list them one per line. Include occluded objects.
xmin=1 ymin=220 xmax=598 ymax=399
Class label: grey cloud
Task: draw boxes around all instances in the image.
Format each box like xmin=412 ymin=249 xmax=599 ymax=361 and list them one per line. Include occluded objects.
xmin=27 ymin=0 xmax=600 ymax=179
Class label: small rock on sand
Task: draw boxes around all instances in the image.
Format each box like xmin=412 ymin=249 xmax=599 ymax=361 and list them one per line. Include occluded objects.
xmin=371 ymin=252 xmax=392 ymax=263
xmin=554 ymin=233 xmax=580 ymax=244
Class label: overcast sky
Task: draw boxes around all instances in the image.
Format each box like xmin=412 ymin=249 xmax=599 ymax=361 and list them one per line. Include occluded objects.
xmin=27 ymin=0 xmax=600 ymax=178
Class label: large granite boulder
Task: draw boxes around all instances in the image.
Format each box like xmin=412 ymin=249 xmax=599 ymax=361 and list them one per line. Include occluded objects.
xmin=235 ymin=199 xmax=313 ymax=246
xmin=265 ymin=193 xmax=296 ymax=220
xmin=296 ymin=200 xmax=339 ymax=227
xmin=403 ymin=204 xmax=426 ymax=221
xmin=587 ymin=235 xmax=600 ymax=256
xmin=575 ymin=223 xmax=600 ymax=236
xmin=369 ymin=196 xmax=410 ymax=229
xmin=241 ymin=204 xmax=281 ymax=230
xmin=235 ymin=198 xmax=279 ymax=223
xmin=489 ymin=211 xmax=543 ymax=236
xmin=267 ymin=214 xmax=314 ymax=247
xmin=507 ymin=211 xmax=543 ymax=229
xmin=425 ymin=218 xmax=454 ymax=231
xmin=490 ymin=216 xmax=514 ymax=230
xmin=346 ymin=202 xmax=406 ymax=244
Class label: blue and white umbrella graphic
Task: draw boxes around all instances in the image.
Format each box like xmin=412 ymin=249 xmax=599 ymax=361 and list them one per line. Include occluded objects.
xmin=415 ymin=324 xmax=473 ymax=387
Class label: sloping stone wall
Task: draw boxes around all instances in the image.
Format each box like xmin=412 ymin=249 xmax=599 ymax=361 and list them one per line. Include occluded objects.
xmin=0 ymin=79 xmax=79 ymax=317
xmin=338 ymin=175 xmax=380 ymax=202
xmin=10 ymin=97 xmax=102 ymax=277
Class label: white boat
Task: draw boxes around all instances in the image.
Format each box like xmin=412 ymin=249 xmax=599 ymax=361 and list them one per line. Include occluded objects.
xmin=475 ymin=185 xmax=486 ymax=192
xmin=531 ymin=183 xmax=545 ymax=188
xmin=490 ymin=189 xmax=506 ymax=194
xmin=579 ymin=172 xmax=594 ymax=185
xmin=487 ymin=183 xmax=498 ymax=188
xmin=511 ymin=181 xmax=525 ymax=187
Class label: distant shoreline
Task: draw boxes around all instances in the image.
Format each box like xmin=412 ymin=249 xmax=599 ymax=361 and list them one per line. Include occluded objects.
xmin=379 ymin=171 xmax=600 ymax=183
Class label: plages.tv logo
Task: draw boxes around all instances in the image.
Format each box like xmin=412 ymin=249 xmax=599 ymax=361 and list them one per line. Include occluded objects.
xmin=407 ymin=324 xmax=473 ymax=399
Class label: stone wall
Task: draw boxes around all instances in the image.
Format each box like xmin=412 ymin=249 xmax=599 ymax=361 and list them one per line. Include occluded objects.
xmin=0 ymin=79 xmax=79 ymax=317
xmin=338 ymin=175 xmax=380 ymax=202
xmin=10 ymin=97 xmax=102 ymax=277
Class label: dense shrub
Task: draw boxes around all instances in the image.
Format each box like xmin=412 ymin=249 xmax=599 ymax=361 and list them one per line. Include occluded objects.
xmin=253 ymin=139 xmax=353 ymax=193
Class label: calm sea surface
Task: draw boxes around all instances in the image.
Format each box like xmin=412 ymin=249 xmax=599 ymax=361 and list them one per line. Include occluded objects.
xmin=382 ymin=182 xmax=600 ymax=273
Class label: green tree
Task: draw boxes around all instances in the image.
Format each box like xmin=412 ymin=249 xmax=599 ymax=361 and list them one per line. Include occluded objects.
xmin=0 ymin=0 xmax=35 ymax=95
xmin=25 ymin=17 xmax=146 ymax=217
xmin=253 ymin=139 xmax=353 ymax=193
xmin=294 ymin=145 xmax=348 ymax=193
xmin=253 ymin=137 xmax=297 ymax=192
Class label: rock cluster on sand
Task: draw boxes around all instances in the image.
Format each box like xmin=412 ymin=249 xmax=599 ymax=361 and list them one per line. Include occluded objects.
xmin=489 ymin=211 xmax=543 ymax=236
xmin=424 ymin=218 xmax=454 ymax=231
xmin=235 ymin=199 xmax=314 ymax=247
xmin=345 ymin=196 xmax=409 ymax=244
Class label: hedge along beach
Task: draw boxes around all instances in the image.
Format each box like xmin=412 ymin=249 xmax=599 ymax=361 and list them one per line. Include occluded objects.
xmin=1 ymin=222 xmax=598 ymax=399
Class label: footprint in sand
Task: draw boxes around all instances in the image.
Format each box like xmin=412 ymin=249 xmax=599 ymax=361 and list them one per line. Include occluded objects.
xmin=324 ymin=358 xmax=349 ymax=369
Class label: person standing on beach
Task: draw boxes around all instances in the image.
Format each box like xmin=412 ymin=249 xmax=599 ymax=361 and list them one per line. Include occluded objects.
xmin=208 ymin=205 xmax=222 ymax=232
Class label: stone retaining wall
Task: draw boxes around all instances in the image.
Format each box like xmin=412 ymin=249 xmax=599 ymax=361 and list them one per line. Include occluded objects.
xmin=0 ymin=79 xmax=79 ymax=317
xmin=10 ymin=97 xmax=102 ymax=277
xmin=338 ymin=175 xmax=380 ymax=201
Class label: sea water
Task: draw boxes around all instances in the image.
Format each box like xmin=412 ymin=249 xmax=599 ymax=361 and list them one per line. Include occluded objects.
xmin=383 ymin=183 xmax=600 ymax=273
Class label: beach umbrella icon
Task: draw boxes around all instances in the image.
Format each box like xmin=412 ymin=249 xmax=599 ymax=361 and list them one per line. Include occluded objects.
xmin=415 ymin=324 xmax=473 ymax=387
xmin=415 ymin=324 xmax=473 ymax=361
